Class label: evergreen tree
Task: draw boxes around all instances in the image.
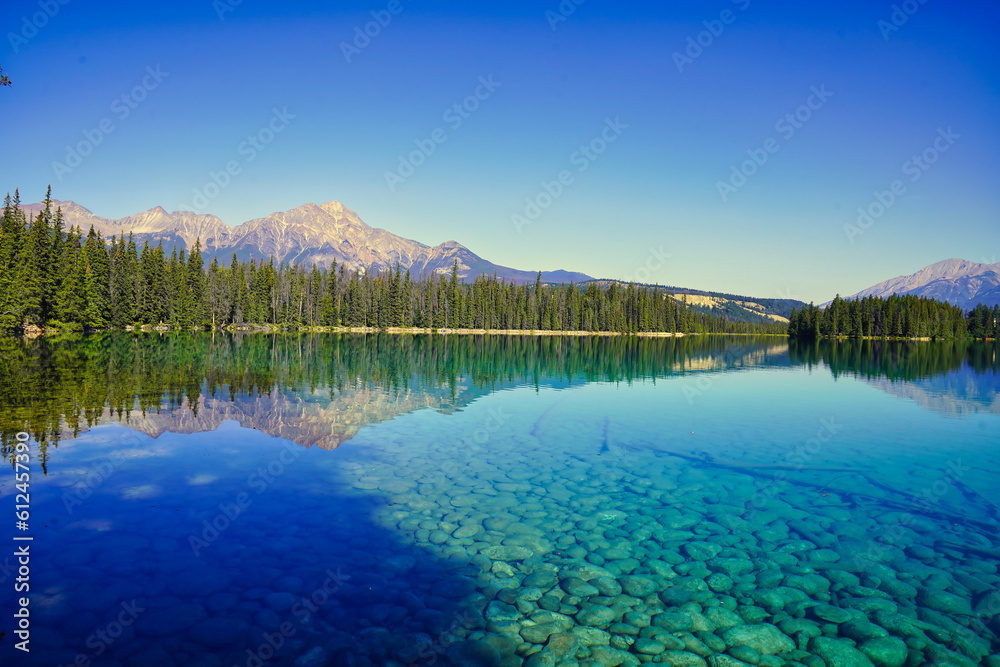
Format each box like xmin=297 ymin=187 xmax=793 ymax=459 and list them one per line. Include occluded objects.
xmin=0 ymin=191 xmax=27 ymax=328
xmin=186 ymin=239 xmax=208 ymax=327
xmin=82 ymin=227 xmax=111 ymax=329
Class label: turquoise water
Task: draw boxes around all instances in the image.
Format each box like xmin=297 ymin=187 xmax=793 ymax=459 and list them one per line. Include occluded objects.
xmin=0 ymin=335 xmax=998 ymax=666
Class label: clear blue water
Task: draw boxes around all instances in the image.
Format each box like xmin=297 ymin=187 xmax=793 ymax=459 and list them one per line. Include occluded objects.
xmin=0 ymin=335 xmax=998 ymax=666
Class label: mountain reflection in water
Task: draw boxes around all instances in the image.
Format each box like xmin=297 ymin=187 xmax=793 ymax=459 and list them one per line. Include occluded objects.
xmin=1 ymin=333 xmax=996 ymax=472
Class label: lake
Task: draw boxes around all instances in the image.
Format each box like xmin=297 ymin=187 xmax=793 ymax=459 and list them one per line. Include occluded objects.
xmin=0 ymin=334 xmax=998 ymax=667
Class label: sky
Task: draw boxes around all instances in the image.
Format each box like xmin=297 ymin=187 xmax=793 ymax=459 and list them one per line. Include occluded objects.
xmin=1 ymin=0 xmax=998 ymax=303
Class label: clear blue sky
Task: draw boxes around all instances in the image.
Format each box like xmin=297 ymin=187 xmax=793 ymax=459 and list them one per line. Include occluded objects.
xmin=1 ymin=0 xmax=998 ymax=302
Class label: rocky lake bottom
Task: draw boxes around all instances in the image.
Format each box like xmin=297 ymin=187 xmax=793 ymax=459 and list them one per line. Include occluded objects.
xmin=1 ymin=337 xmax=998 ymax=667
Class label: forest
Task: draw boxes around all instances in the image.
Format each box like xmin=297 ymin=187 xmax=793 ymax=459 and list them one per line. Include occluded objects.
xmin=788 ymin=295 xmax=998 ymax=340
xmin=0 ymin=189 xmax=786 ymax=335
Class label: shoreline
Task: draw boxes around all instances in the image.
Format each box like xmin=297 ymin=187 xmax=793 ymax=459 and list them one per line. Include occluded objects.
xmin=25 ymin=324 xmax=696 ymax=338
xmin=237 ymin=326 xmax=692 ymax=338
xmin=17 ymin=325 xmax=991 ymax=340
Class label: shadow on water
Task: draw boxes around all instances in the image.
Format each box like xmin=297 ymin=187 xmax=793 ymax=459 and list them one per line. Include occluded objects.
xmin=1 ymin=423 xmax=508 ymax=666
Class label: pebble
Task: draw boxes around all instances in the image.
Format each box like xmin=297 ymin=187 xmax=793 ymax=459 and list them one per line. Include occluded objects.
xmin=483 ymin=545 xmax=533 ymax=561
xmin=653 ymin=611 xmax=694 ymax=633
xmin=810 ymin=604 xmax=853 ymax=624
xmin=917 ymin=589 xmax=974 ymax=616
xmin=562 ymin=577 xmax=601 ymax=597
xmin=858 ymin=637 xmax=908 ymax=667
xmin=136 ymin=603 xmax=208 ymax=638
xmin=188 ymin=618 xmax=248 ymax=648
xmin=633 ymin=638 xmax=666 ymax=655
xmin=808 ymin=636 xmax=876 ymax=667
xmin=684 ymin=542 xmax=723 ymax=561
xmin=720 ymin=623 xmax=795 ymax=655
xmin=521 ymin=622 xmax=564 ymax=644
xmin=659 ymin=650 xmax=709 ymax=666
xmin=590 ymin=646 xmax=635 ymax=666
xmin=448 ymin=640 xmax=502 ymax=667
xmin=620 ymin=576 xmax=658 ymax=597
xmin=577 ymin=604 xmax=617 ymax=627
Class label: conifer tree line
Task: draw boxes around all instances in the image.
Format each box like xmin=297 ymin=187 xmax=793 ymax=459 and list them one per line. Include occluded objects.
xmin=1 ymin=189 xmax=785 ymax=335
xmin=788 ymin=295 xmax=998 ymax=340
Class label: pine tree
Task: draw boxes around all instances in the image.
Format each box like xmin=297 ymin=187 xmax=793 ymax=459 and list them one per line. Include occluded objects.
xmin=110 ymin=234 xmax=137 ymax=328
xmin=23 ymin=210 xmax=52 ymax=325
xmin=53 ymin=225 xmax=86 ymax=325
xmin=82 ymin=227 xmax=110 ymax=329
xmin=187 ymin=239 xmax=208 ymax=327
xmin=0 ymin=191 xmax=28 ymax=328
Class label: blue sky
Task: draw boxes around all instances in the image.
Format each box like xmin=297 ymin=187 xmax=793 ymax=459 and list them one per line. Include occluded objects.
xmin=1 ymin=0 xmax=998 ymax=302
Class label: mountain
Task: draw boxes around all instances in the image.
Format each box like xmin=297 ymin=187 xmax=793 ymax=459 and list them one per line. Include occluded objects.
xmin=836 ymin=258 xmax=1000 ymax=309
xmin=21 ymin=199 xmax=593 ymax=284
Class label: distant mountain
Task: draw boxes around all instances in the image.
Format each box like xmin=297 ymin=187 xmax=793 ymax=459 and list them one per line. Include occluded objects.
xmin=836 ymin=258 xmax=1000 ymax=309
xmin=22 ymin=199 xmax=593 ymax=284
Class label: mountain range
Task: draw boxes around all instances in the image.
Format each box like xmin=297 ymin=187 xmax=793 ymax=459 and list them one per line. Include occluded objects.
xmin=22 ymin=199 xmax=592 ymax=284
xmin=838 ymin=258 xmax=1000 ymax=309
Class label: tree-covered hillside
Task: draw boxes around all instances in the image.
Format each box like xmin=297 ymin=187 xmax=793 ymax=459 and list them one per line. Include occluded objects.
xmin=1 ymin=189 xmax=785 ymax=335
xmin=789 ymin=295 xmax=998 ymax=340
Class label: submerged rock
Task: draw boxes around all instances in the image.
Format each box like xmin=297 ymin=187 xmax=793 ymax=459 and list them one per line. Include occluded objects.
xmin=589 ymin=645 xmax=635 ymax=666
xmin=619 ymin=575 xmax=657 ymax=597
xmin=858 ymin=636 xmax=908 ymax=667
xmin=294 ymin=646 xmax=327 ymax=667
xmin=136 ymin=603 xmax=207 ymax=637
xmin=808 ymin=636 xmax=876 ymax=667
xmin=810 ymin=603 xmax=854 ymax=624
xmin=917 ymin=588 xmax=974 ymax=616
xmin=188 ymin=617 xmax=248 ymax=648
xmin=576 ymin=604 xmax=616 ymax=627
xmin=659 ymin=650 xmax=708 ymax=666
xmin=482 ymin=545 xmax=533 ymax=561
xmin=684 ymin=542 xmax=723 ymax=561
xmin=720 ymin=623 xmax=795 ymax=655
xmin=561 ymin=577 xmax=600 ymax=597
xmin=448 ymin=640 xmax=501 ymax=667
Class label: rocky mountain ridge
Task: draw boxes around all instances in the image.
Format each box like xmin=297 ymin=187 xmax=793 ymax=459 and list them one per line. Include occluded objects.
xmin=22 ymin=199 xmax=593 ymax=283
xmin=836 ymin=258 xmax=1000 ymax=309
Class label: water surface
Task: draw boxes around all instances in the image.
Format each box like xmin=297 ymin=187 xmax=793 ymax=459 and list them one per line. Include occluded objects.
xmin=0 ymin=334 xmax=997 ymax=667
